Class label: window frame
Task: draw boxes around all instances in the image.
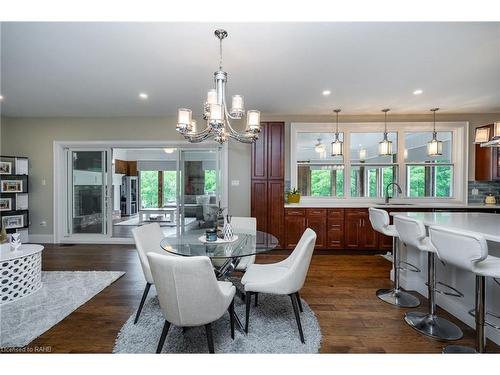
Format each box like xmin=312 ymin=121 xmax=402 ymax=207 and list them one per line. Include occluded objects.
xmin=290 ymin=122 xmax=467 ymax=204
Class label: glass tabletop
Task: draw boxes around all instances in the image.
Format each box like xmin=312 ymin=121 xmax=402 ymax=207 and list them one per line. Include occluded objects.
xmin=160 ymin=229 xmax=279 ymax=258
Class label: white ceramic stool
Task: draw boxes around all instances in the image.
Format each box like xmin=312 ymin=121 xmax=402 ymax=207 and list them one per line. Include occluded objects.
xmin=429 ymin=225 xmax=500 ymax=353
xmin=395 ymin=216 xmax=463 ymax=341
xmin=369 ymin=208 xmax=420 ymax=308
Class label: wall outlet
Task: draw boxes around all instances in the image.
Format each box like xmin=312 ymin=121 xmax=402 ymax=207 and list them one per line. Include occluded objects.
xmin=472 ymin=188 xmax=479 ymax=196
xmin=41 ymin=179 xmax=46 ymax=186
xmin=231 ymin=180 xmax=240 ymax=186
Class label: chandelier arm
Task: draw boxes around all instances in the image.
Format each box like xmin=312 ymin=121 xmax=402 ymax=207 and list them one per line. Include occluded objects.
xmin=223 ymin=104 xmax=247 ymax=136
xmin=184 ymin=130 xmax=213 ymax=143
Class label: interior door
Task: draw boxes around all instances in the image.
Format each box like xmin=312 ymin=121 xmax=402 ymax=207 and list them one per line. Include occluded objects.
xmin=66 ymin=148 xmax=111 ymax=238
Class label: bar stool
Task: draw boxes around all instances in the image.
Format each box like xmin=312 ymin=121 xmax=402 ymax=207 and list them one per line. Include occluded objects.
xmin=395 ymin=216 xmax=463 ymax=341
xmin=429 ymin=225 xmax=500 ymax=353
xmin=369 ymin=208 xmax=420 ymax=307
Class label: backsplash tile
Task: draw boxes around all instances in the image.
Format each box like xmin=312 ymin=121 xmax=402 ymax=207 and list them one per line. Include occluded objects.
xmin=468 ymin=180 xmax=500 ymax=203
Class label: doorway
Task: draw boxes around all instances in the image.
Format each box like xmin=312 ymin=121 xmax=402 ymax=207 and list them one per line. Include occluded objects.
xmin=54 ymin=141 xmax=227 ymax=243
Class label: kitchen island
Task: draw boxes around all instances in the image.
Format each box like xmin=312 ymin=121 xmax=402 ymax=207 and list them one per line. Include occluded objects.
xmin=390 ymin=211 xmax=500 ymax=346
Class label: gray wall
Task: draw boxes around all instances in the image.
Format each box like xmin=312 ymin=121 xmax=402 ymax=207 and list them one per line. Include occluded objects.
xmin=1 ymin=112 xmax=499 ymax=236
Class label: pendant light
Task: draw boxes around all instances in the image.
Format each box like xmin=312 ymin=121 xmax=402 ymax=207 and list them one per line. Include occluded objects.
xmin=427 ymin=108 xmax=443 ymax=156
xmin=378 ymin=108 xmax=393 ymax=156
xmin=331 ymin=109 xmax=344 ymax=156
xmin=315 ymin=138 xmax=325 ymax=154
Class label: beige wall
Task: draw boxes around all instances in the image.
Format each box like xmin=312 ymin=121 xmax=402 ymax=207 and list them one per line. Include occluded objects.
xmin=1 ymin=113 xmax=499 ymax=237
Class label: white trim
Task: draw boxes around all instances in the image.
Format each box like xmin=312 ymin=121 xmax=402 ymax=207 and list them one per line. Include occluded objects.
xmin=28 ymin=234 xmax=54 ymax=244
xmin=53 ymin=140 xmax=228 ymax=244
xmin=290 ymin=121 xmax=468 ymax=204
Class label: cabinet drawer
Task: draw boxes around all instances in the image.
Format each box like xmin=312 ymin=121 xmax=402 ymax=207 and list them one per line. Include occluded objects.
xmin=327 ymin=208 xmax=344 ymax=220
xmin=285 ymin=208 xmax=306 ymax=216
xmin=306 ymin=208 xmax=327 ymax=217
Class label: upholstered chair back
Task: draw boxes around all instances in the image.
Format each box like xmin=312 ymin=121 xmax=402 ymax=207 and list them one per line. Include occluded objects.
xmin=132 ymin=223 xmax=166 ymax=284
xmin=147 ymin=253 xmax=231 ymax=327
xmin=429 ymin=225 xmax=488 ymax=272
xmin=368 ymin=207 xmax=392 ymax=235
xmin=394 ymin=216 xmax=431 ymax=252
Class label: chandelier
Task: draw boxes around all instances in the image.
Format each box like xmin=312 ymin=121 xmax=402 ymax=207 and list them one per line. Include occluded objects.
xmin=176 ymin=29 xmax=261 ymax=144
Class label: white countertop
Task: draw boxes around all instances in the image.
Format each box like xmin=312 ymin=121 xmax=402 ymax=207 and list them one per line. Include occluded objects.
xmin=284 ymin=201 xmax=500 ymax=209
xmin=390 ymin=212 xmax=500 ymax=242
xmin=0 ymin=243 xmax=44 ymax=261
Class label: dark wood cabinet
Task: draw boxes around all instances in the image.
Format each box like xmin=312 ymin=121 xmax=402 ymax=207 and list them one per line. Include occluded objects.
xmin=284 ymin=211 xmax=307 ymax=249
xmin=268 ymin=180 xmax=284 ymax=245
xmin=251 ymin=122 xmax=285 ymax=247
xmin=475 ymin=124 xmax=500 ymax=181
xmin=344 ymin=209 xmax=378 ymax=249
xmin=327 ymin=209 xmax=344 ymax=249
xmin=306 ymin=209 xmax=327 ymax=249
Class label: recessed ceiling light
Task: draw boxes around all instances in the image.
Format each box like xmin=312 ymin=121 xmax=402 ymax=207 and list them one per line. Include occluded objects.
xmin=139 ymin=93 xmax=148 ymax=100
xmin=413 ymin=89 xmax=423 ymax=95
xmin=164 ymin=148 xmax=175 ymax=154
xmin=0 ymin=95 xmax=4 ymax=101
xmin=322 ymin=90 xmax=331 ymax=96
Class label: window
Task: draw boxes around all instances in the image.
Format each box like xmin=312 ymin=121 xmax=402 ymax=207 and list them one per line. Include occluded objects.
xmin=163 ymin=171 xmax=177 ymax=204
xmin=291 ymin=123 xmax=464 ymax=201
xmin=296 ymin=132 xmax=344 ymax=197
xmin=405 ymin=132 xmax=453 ymax=198
xmin=349 ymin=132 xmax=398 ymax=198
xmin=204 ymin=170 xmax=216 ymax=194
xmin=139 ymin=171 xmax=159 ymax=208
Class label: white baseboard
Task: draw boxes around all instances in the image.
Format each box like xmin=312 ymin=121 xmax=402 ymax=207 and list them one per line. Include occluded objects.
xmin=28 ymin=234 xmax=54 ymax=244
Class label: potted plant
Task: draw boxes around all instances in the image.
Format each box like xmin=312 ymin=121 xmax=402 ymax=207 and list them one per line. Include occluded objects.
xmin=287 ymin=187 xmax=301 ymax=204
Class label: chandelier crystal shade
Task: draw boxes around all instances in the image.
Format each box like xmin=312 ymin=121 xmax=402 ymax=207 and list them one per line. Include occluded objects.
xmin=427 ymin=108 xmax=443 ymax=156
xmin=378 ymin=109 xmax=393 ymax=156
xmin=176 ymin=29 xmax=261 ymax=144
xmin=331 ymin=109 xmax=344 ymax=157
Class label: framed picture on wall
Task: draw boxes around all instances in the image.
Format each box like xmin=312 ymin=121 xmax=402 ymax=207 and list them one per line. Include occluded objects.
xmin=0 ymin=161 xmax=12 ymax=175
xmin=0 ymin=197 xmax=12 ymax=211
xmin=2 ymin=214 xmax=24 ymax=229
xmin=1 ymin=180 xmax=23 ymax=193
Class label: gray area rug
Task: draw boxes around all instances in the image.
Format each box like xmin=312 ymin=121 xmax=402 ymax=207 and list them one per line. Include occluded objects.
xmin=113 ymin=293 xmax=322 ymax=353
xmin=0 ymin=271 xmax=124 ymax=348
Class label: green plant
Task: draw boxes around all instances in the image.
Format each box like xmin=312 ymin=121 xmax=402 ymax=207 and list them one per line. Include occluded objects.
xmin=288 ymin=187 xmax=300 ymax=195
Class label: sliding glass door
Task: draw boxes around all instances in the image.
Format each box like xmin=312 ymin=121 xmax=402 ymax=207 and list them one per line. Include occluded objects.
xmin=66 ymin=149 xmax=111 ymax=237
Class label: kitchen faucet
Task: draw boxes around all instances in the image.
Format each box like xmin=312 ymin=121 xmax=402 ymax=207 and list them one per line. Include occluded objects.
xmin=385 ymin=182 xmax=403 ymax=204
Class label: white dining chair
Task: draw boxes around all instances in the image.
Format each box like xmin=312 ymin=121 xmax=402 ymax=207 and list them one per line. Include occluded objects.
xmin=147 ymin=253 xmax=236 ymax=353
xmin=131 ymin=223 xmax=168 ymax=324
xmin=241 ymin=228 xmax=317 ymax=343
xmin=232 ymin=217 xmax=257 ymax=272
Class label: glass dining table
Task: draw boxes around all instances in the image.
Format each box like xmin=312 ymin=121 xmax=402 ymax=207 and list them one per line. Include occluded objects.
xmin=160 ymin=229 xmax=279 ymax=332
xmin=160 ymin=229 xmax=279 ymax=279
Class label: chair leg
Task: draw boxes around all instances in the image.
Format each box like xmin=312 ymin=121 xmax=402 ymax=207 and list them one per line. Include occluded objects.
xmin=296 ymin=291 xmax=304 ymax=313
xmin=289 ymin=293 xmax=305 ymax=344
xmin=254 ymin=292 xmax=259 ymax=307
xmin=245 ymin=291 xmax=252 ymax=334
xmin=156 ymin=320 xmax=170 ymax=353
xmin=205 ymin=323 xmax=215 ymax=353
xmin=229 ymin=298 xmax=235 ymax=340
xmin=134 ymin=282 xmax=151 ymax=324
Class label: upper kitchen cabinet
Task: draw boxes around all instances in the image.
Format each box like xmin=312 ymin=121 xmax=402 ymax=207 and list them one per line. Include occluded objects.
xmin=251 ymin=122 xmax=284 ymax=180
xmin=475 ymin=124 xmax=500 ymax=181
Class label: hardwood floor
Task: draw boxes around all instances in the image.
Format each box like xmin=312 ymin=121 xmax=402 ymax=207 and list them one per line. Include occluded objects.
xmin=23 ymin=244 xmax=499 ymax=353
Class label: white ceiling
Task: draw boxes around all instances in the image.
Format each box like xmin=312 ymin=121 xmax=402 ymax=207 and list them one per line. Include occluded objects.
xmin=1 ymin=22 xmax=499 ymax=117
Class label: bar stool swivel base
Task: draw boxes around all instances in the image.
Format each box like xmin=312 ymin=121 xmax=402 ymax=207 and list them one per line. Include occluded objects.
xmin=376 ymin=288 xmax=420 ymax=308
xmin=404 ymin=312 xmax=463 ymax=341
xmin=442 ymin=345 xmax=477 ymax=354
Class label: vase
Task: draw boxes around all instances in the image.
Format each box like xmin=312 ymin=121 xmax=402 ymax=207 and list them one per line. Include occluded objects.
xmin=223 ymin=222 xmax=234 ymax=241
